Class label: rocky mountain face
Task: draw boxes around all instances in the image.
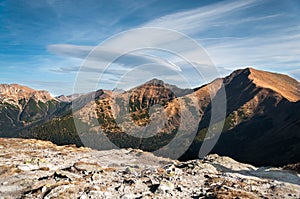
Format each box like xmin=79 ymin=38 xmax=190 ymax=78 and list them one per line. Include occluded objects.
xmin=128 ymin=78 xmax=176 ymax=111
xmin=71 ymin=78 xmax=185 ymax=151
xmin=181 ymin=68 xmax=300 ymax=166
xmin=0 ymin=138 xmax=299 ymax=199
xmin=0 ymin=84 xmax=66 ymax=136
xmin=0 ymin=68 xmax=299 ymax=167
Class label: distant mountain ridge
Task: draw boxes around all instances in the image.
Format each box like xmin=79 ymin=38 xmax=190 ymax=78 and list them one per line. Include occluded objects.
xmin=0 ymin=84 xmax=64 ymax=135
xmin=56 ymin=94 xmax=83 ymax=102
xmin=0 ymin=84 xmax=55 ymax=104
xmin=0 ymin=68 xmax=299 ymax=167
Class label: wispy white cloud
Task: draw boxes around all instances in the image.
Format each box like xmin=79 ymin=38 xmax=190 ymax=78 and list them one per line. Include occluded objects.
xmin=142 ymin=0 xmax=258 ymax=34
xmin=140 ymin=0 xmax=300 ymax=79
xmin=48 ymin=27 xmax=226 ymax=93
xmin=203 ymin=33 xmax=300 ymax=73
xmin=47 ymin=44 xmax=92 ymax=59
xmin=45 ymin=0 xmax=300 ymax=94
xmin=48 ymin=43 xmax=182 ymax=73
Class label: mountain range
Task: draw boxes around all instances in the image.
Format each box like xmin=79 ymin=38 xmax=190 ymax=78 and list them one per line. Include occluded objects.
xmin=0 ymin=67 xmax=299 ymax=167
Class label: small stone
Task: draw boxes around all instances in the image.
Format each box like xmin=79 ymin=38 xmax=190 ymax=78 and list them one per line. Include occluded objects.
xmin=156 ymin=181 xmax=174 ymax=194
xmin=54 ymin=170 xmax=82 ymax=181
xmin=124 ymin=167 xmax=138 ymax=176
xmin=41 ymin=186 xmax=47 ymax=193
xmin=188 ymin=164 xmax=194 ymax=168
xmin=74 ymin=162 xmax=103 ymax=173
xmin=79 ymin=194 xmax=88 ymax=199
xmin=17 ymin=164 xmax=39 ymax=171
xmin=149 ymin=176 xmax=160 ymax=185
xmin=92 ymin=173 xmax=101 ymax=181
xmin=134 ymin=179 xmax=148 ymax=191
xmin=121 ymin=193 xmax=136 ymax=199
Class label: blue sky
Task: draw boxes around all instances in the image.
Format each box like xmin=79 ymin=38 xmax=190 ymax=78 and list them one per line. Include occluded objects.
xmin=0 ymin=0 xmax=300 ymax=95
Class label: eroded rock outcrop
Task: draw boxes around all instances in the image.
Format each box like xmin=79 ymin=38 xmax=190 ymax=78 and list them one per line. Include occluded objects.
xmin=0 ymin=138 xmax=299 ymax=198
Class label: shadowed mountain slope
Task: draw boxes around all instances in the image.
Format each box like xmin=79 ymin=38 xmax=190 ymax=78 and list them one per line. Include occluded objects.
xmin=181 ymin=68 xmax=300 ymax=166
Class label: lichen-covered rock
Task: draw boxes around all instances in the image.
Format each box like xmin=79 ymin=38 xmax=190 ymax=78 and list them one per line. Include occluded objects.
xmin=0 ymin=138 xmax=299 ymax=198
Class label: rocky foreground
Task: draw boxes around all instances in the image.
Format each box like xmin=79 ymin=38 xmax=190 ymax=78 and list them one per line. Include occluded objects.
xmin=0 ymin=138 xmax=299 ymax=199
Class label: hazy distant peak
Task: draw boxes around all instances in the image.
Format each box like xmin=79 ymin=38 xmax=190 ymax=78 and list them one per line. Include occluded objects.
xmin=56 ymin=94 xmax=77 ymax=102
xmin=112 ymin=88 xmax=125 ymax=93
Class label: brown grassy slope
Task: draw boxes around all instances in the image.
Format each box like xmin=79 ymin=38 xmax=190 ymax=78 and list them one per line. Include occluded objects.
xmin=248 ymin=67 xmax=300 ymax=102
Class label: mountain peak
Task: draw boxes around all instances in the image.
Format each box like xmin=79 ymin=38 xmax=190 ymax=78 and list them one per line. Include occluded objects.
xmin=0 ymin=83 xmax=55 ymax=103
xmin=226 ymin=68 xmax=300 ymax=102
xmin=128 ymin=78 xmax=166 ymax=92
xmin=112 ymin=88 xmax=125 ymax=93
xmin=0 ymin=83 xmax=35 ymax=93
xmin=246 ymin=68 xmax=300 ymax=102
xmin=144 ymin=78 xmax=165 ymax=86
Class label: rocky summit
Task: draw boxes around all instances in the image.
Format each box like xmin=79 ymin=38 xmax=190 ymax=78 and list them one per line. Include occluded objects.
xmin=0 ymin=138 xmax=299 ymax=199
